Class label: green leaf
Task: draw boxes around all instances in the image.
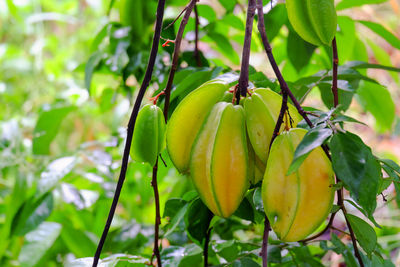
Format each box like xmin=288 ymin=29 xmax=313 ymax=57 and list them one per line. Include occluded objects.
xmin=204 ymin=32 xmax=240 ymax=65
xmin=161 ymin=244 xmax=202 ymax=267
xmin=379 ymin=158 xmax=400 ymax=174
xmin=329 ymin=132 xmax=381 ymax=216
xmin=287 ymin=127 xmax=333 ymax=175
xmin=214 ymin=240 xmax=239 ymax=262
xmin=84 ymin=51 xmax=103 ymax=92
xmin=336 ymin=16 xmax=356 ymax=62
xmin=18 ymin=222 xmax=61 ymax=267
xmin=184 ymin=198 xmax=213 ymax=246
xmin=61 ymin=225 xmax=96 ymax=258
xmin=11 ymin=193 xmax=54 ymax=236
xmin=233 ymin=197 xmax=254 ymax=222
xmin=286 ymin=29 xmax=317 ymax=73
xmin=197 ymin=4 xmax=217 ymax=22
xmin=264 ymin=4 xmax=288 ymax=42
xmin=231 ymin=257 xmax=260 ymax=267
xmin=32 ymin=106 xmax=75 ymax=155
xmin=336 ymin=0 xmax=388 ymax=10
xmin=356 ymin=81 xmax=395 ymax=133
xmin=358 ymin=20 xmax=400 ymax=50
xmin=218 ymin=0 xmax=237 ymax=13
xmin=346 ymin=214 xmax=377 ymax=255
xmin=346 ymin=61 xmax=400 ymax=73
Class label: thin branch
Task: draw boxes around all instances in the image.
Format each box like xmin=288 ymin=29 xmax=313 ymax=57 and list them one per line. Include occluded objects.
xmin=203 ymin=227 xmax=212 ymax=267
xmin=261 ymin=216 xmax=270 ymax=267
xmin=270 ymin=91 xmax=288 ymax=145
xmin=92 ymin=1 xmax=166 ymax=266
xmin=194 ymin=4 xmax=201 ymax=67
xmin=163 ymin=0 xmax=197 ymax=120
xmin=332 ymin=37 xmax=338 ymax=107
xmin=164 ymin=6 xmax=188 ymax=30
xmin=300 ymin=211 xmax=336 ymax=243
xmin=237 ymin=0 xmax=257 ymax=100
xmin=151 ymin=159 xmax=162 ymax=267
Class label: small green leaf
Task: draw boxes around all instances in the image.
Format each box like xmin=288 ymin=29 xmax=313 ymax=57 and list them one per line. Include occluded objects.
xmin=33 ymin=106 xmax=75 ymax=155
xmin=346 ymin=61 xmax=400 ymax=73
xmin=329 ymin=132 xmax=381 ymax=216
xmin=18 ymin=222 xmax=61 ymax=267
xmin=61 ymin=225 xmax=96 ymax=258
xmin=84 ymin=51 xmax=102 ymax=92
xmin=233 ymin=197 xmax=254 ymax=222
xmin=286 ymin=29 xmax=317 ymax=73
xmin=184 ymin=198 xmax=213 ymax=245
xmin=287 ymin=127 xmax=332 ymax=175
xmin=346 ymin=214 xmax=377 ymax=255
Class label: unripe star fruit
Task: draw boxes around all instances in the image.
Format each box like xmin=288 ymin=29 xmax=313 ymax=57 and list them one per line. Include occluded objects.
xmin=262 ymin=128 xmax=335 ymax=242
xmin=130 ymin=104 xmax=166 ymax=166
xmin=286 ymin=0 xmax=337 ymax=46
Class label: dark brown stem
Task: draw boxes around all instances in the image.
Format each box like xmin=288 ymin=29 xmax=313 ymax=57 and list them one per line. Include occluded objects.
xmin=194 ymin=4 xmax=201 ymax=67
xmin=151 ymin=159 xmax=162 ymax=267
xmin=163 ymin=0 xmax=197 ymax=120
xmin=237 ymin=0 xmax=256 ymax=100
xmin=92 ymin=1 xmax=166 ymax=266
xmin=261 ymin=216 xmax=270 ymax=267
xmin=203 ymin=227 xmax=212 ymax=267
xmin=270 ymin=92 xmax=288 ymax=145
xmin=301 ymin=211 xmax=336 ymax=243
xmin=332 ymin=38 xmax=338 ymax=107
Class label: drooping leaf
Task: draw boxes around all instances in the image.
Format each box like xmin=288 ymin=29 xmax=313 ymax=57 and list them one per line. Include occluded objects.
xmin=61 ymin=225 xmax=97 ymax=258
xmin=286 ymin=29 xmax=317 ymax=73
xmin=346 ymin=214 xmax=377 ymax=256
xmin=32 ymin=106 xmax=76 ymax=155
xmin=184 ymin=198 xmax=213 ymax=245
xmin=356 ymin=81 xmax=395 ymax=133
xmin=336 ymin=0 xmax=388 ymax=10
xmin=84 ymin=51 xmax=103 ymax=92
xmin=287 ymin=127 xmax=332 ymax=175
xmin=345 ymin=61 xmax=400 ymax=73
xmin=11 ymin=193 xmax=54 ymax=236
xmin=18 ymin=222 xmax=61 ymax=267
xmin=329 ymin=132 xmax=381 ymax=216
xmin=358 ymin=20 xmax=400 ymax=50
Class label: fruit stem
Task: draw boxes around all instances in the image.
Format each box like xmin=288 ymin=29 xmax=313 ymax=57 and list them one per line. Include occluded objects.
xmin=163 ymin=0 xmax=197 ymax=121
xmin=237 ymin=0 xmax=257 ymax=101
xmin=332 ymin=37 xmax=339 ymax=108
xmin=92 ymin=0 xmax=167 ymax=266
xmin=203 ymin=226 xmax=213 ymax=267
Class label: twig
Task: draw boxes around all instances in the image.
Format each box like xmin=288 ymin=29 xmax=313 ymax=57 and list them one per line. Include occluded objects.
xmin=300 ymin=211 xmax=337 ymax=243
xmin=330 ymin=226 xmax=350 ymax=236
xmin=270 ymin=91 xmax=288 ymax=145
xmin=92 ymin=0 xmax=167 ymax=266
xmin=261 ymin=216 xmax=270 ymax=267
xmin=151 ymin=159 xmax=162 ymax=267
xmin=237 ymin=0 xmax=257 ymax=100
xmin=331 ymin=38 xmax=338 ymax=107
xmin=194 ymin=4 xmax=201 ymax=67
xmin=164 ymin=6 xmax=188 ymax=30
xmin=203 ymin=227 xmax=212 ymax=267
xmin=163 ymin=0 xmax=197 ymax=120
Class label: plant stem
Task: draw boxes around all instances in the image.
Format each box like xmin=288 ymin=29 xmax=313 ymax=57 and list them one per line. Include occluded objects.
xmin=261 ymin=216 xmax=270 ymax=267
xmin=194 ymin=4 xmax=201 ymax=67
xmin=151 ymin=158 xmax=162 ymax=267
xmin=237 ymin=0 xmax=256 ymax=100
xmin=163 ymin=0 xmax=197 ymax=119
xmin=92 ymin=1 xmax=166 ymax=266
xmin=332 ymin=38 xmax=338 ymax=107
xmin=203 ymin=227 xmax=212 ymax=267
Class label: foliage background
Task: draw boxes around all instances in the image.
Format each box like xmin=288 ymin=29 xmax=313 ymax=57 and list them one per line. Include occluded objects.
xmin=0 ymin=0 xmax=399 ymax=266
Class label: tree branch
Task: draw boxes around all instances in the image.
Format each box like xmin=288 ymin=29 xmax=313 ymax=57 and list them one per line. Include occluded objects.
xmin=261 ymin=216 xmax=270 ymax=267
xmin=332 ymin=37 xmax=338 ymax=107
xmin=194 ymin=4 xmax=201 ymax=67
xmin=237 ymin=0 xmax=257 ymax=100
xmin=163 ymin=0 xmax=197 ymax=119
xmin=203 ymin=227 xmax=212 ymax=267
xmin=92 ymin=1 xmax=166 ymax=266
xmin=151 ymin=159 xmax=162 ymax=267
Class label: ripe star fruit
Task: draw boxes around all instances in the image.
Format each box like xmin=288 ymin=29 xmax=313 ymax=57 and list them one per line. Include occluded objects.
xmin=166 ymin=80 xmax=230 ymax=173
xmin=190 ymin=102 xmax=249 ymax=218
xmin=286 ymin=0 xmax=337 ymax=46
xmin=262 ymin=128 xmax=335 ymax=242
xmin=130 ymin=104 xmax=166 ymax=166
xmin=244 ymin=88 xmax=302 ymax=165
